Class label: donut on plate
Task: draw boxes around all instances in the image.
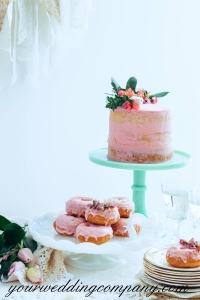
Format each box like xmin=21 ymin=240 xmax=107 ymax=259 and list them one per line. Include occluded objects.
xmin=85 ymin=200 xmax=120 ymax=226
xmin=65 ymin=196 xmax=94 ymax=217
xmin=104 ymin=197 xmax=134 ymax=218
xmin=75 ymin=222 xmax=113 ymax=244
xmin=53 ymin=214 xmax=86 ymax=236
xmin=166 ymin=239 xmax=200 ymax=268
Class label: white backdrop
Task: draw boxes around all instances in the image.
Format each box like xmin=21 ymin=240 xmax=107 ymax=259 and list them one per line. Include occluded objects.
xmin=0 ymin=0 xmax=199 ymax=219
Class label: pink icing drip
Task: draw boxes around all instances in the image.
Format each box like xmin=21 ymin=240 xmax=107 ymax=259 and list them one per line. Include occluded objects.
xmin=75 ymin=222 xmax=113 ymax=241
xmin=65 ymin=196 xmax=94 ymax=217
xmin=54 ymin=214 xmax=86 ymax=235
xmin=167 ymin=245 xmax=200 ymax=263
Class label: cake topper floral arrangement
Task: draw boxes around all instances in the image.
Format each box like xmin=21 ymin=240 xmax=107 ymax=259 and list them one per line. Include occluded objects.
xmin=106 ymin=77 xmax=169 ymax=111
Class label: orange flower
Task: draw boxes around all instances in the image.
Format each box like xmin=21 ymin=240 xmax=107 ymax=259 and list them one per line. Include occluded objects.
xmin=125 ymin=88 xmax=135 ymax=98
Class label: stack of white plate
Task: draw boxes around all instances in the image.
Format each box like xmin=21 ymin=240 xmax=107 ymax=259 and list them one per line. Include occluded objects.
xmin=140 ymin=245 xmax=200 ymax=293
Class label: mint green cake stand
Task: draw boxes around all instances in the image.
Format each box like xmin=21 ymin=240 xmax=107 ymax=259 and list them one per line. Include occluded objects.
xmin=89 ymin=148 xmax=191 ymax=216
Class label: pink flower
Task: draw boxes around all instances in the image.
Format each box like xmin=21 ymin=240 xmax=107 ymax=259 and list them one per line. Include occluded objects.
xmin=132 ymin=103 xmax=140 ymax=110
xmin=26 ymin=266 xmax=43 ymax=284
xmin=118 ymin=90 xmax=125 ymax=97
xmin=125 ymin=88 xmax=135 ymax=98
xmin=18 ymin=248 xmax=33 ymax=263
xmin=137 ymin=88 xmax=144 ymax=98
xmin=8 ymin=261 xmax=26 ymax=277
xmin=96 ymin=206 xmax=103 ymax=211
xmin=151 ymin=97 xmax=158 ymax=104
xmin=123 ymin=101 xmax=131 ymax=112
xmin=143 ymin=98 xmax=150 ymax=104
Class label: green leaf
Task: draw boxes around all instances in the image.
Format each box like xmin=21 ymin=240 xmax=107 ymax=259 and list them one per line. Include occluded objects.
xmin=0 ymin=216 xmax=11 ymax=231
xmin=0 ymin=235 xmax=4 ymax=251
xmin=0 ymin=260 xmax=13 ymax=275
xmin=126 ymin=77 xmax=137 ymax=90
xmin=111 ymin=77 xmax=119 ymax=90
xmin=23 ymin=237 xmax=37 ymax=253
xmin=10 ymin=252 xmax=18 ymax=264
xmin=4 ymin=223 xmax=22 ymax=231
xmin=4 ymin=229 xmax=25 ymax=246
xmin=0 ymin=252 xmax=18 ymax=275
xmin=150 ymin=92 xmax=169 ymax=98
xmin=0 ymin=246 xmax=10 ymax=255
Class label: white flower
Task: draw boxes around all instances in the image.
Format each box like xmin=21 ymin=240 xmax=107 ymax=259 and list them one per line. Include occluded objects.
xmin=129 ymin=96 xmax=143 ymax=105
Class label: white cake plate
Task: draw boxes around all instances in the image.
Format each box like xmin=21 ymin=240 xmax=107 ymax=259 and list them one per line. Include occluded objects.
xmin=29 ymin=212 xmax=163 ymax=270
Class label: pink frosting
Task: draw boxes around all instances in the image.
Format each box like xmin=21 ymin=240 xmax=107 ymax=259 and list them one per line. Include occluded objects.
xmin=108 ymin=105 xmax=173 ymax=163
xmin=75 ymin=222 xmax=113 ymax=241
xmin=167 ymin=245 xmax=200 ymax=263
xmin=54 ymin=214 xmax=86 ymax=235
xmin=85 ymin=206 xmax=120 ymax=224
xmin=112 ymin=218 xmax=128 ymax=236
xmin=105 ymin=197 xmax=134 ymax=211
xmin=65 ymin=196 xmax=94 ymax=217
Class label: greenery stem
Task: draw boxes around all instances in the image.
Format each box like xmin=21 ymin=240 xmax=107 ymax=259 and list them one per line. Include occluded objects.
xmin=0 ymin=249 xmax=18 ymax=257
xmin=18 ymin=240 xmax=23 ymax=249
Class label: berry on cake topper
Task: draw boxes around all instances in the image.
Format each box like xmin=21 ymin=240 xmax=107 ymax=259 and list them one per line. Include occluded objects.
xmin=105 ymin=76 xmax=169 ymax=111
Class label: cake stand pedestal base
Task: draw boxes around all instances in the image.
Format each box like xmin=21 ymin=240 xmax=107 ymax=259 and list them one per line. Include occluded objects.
xmin=132 ymin=170 xmax=147 ymax=216
xmin=65 ymin=253 xmax=122 ymax=270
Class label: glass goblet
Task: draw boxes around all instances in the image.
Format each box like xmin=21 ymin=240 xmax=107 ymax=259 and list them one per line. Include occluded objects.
xmin=189 ymin=188 xmax=200 ymax=233
xmin=161 ymin=180 xmax=196 ymax=241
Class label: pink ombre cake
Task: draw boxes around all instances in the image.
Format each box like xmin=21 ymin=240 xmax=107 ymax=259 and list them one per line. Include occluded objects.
xmin=106 ymin=76 xmax=172 ymax=164
xmin=107 ymin=104 xmax=173 ymax=163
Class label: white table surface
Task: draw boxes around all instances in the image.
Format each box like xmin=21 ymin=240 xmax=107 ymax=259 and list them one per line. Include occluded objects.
xmin=0 ymin=212 xmax=198 ymax=300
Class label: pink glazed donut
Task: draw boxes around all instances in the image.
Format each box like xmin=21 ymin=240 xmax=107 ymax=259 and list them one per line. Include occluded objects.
xmin=166 ymin=239 xmax=200 ymax=268
xmin=75 ymin=222 xmax=113 ymax=244
xmin=65 ymin=196 xmax=94 ymax=217
xmin=105 ymin=197 xmax=134 ymax=218
xmin=111 ymin=218 xmax=129 ymax=237
xmin=53 ymin=214 xmax=86 ymax=236
xmin=85 ymin=200 xmax=120 ymax=225
xmin=112 ymin=217 xmax=140 ymax=237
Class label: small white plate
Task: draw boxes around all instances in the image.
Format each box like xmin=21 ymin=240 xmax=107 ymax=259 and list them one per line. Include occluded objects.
xmin=144 ymin=245 xmax=200 ymax=272
xmin=144 ymin=268 xmax=200 ymax=286
xmin=143 ymin=258 xmax=200 ymax=277
xmin=144 ymin=264 xmax=200 ymax=280
xmin=137 ymin=269 xmax=200 ymax=298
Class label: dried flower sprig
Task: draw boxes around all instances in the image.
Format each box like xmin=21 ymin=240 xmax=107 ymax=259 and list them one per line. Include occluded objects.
xmin=180 ymin=238 xmax=200 ymax=252
xmin=87 ymin=200 xmax=116 ymax=212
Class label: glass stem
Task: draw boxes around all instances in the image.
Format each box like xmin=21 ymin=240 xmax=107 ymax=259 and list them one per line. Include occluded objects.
xmin=172 ymin=221 xmax=181 ymax=241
